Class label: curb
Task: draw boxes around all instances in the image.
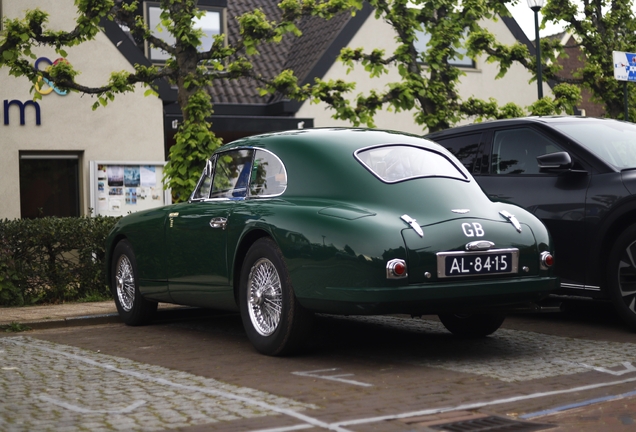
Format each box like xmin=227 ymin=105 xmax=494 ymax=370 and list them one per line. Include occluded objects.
xmin=2 ymin=313 xmax=123 ymax=331
xmin=1 ymin=306 xmax=220 ymax=332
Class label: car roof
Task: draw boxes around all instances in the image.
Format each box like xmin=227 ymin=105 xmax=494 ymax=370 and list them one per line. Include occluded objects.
xmin=424 ymin=116 xmax=625 ymax=138
xmin=212 ymin=128 xmax=480 ymax=205
xmin=219 ymin=127 xmax=440 ymax=154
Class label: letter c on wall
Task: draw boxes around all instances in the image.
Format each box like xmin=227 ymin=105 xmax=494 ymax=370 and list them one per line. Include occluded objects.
xmin=34 ymin=57 xmax=69 ymax=96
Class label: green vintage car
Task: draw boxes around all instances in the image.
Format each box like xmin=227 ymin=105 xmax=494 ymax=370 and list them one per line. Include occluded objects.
xmin=106 ymin=128 xmax=557 ymax=355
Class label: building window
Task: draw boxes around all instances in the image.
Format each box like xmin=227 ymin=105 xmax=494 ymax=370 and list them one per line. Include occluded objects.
xmin=19 ymin=153 xmax=81 ymax=218
xmin=144 ymin=1 xmax=224 ymax=62
xmin=414 ymin=30 xmax=475 ymax=68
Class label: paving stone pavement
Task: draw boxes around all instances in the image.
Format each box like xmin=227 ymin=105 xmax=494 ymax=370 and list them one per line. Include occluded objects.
xmin=328 ymin=315 xmax=636 ymax=382
xmin=2 ymin=305 xmax=636 ymax=431
xmin=0 ymin=336 xmax=316 ymax=432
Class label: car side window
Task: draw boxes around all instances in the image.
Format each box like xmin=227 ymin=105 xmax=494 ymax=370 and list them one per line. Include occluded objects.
xmin=492 ymin=128 xmax=563 ymax=175
xmin=210 ymin=149 xmax=254 ymax=199
xmin=433 ymin=133 xmax=482 ymax=173
xmin=191 ymin=158 xmax=214 ymax=200
xmin=249 ymin=150 xmax=287 ymax=197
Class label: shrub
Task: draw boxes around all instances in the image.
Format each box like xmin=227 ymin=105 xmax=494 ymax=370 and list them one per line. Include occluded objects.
xmin=0 ymin=216 xmax=120 ymax=306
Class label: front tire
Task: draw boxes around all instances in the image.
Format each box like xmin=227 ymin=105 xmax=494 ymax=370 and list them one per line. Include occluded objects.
xmin=239 ymin=238 xmax=313 ymax=356
xmin=606 ymin=225 xmax=636 ymax=331
xmin=438 ymin=313 xmax=505 ymax=337
xmin=111 ymin=239 xmax=157 ymax=326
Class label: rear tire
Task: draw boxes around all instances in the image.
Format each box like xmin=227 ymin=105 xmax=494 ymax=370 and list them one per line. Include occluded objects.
xmin=239 ymin=238 xmax=313 ymax=356
xmin=111 ymin=239 xmax=157 ymax=326
xmin=606 ymin=225 xmax=636 ymax=331
xmin=438 ymin=313 xmax=505 ymax=337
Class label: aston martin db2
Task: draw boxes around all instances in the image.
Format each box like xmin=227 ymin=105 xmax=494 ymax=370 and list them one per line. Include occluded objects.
xmin=106 ymin=128 xmax=557 ymax=355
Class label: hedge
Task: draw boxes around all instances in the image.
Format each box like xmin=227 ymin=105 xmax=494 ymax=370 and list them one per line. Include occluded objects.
xmin=0 ymin=216 xmax=120 ymax=306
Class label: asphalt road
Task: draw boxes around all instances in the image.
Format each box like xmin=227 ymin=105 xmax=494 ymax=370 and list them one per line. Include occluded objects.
xmin=1 ymin=299 xmax=635 ymax=432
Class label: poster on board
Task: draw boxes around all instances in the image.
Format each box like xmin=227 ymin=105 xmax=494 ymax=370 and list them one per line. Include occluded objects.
xmin=90 ymin=161 xmax=171 ymax=217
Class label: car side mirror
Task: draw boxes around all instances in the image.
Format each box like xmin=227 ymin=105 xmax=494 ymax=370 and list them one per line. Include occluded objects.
xmin=537 ymin=151 xmax=573 ymax=173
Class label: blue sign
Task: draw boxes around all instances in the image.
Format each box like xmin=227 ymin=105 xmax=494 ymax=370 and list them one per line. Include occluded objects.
xmin=613 ymin=51 xmax=636 ymax=82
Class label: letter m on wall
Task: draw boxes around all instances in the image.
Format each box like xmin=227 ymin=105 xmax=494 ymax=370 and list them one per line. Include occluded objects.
xmin=4 ymin=100 xmax=41 ymax=125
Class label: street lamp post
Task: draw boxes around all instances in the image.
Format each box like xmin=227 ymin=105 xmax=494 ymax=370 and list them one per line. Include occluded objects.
xmin=528 ymin=0 xmax=545 ymax=99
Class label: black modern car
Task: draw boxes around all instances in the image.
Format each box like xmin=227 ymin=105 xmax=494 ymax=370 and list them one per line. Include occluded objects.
xmin=426 ymin=116 xmax=636 ymax=331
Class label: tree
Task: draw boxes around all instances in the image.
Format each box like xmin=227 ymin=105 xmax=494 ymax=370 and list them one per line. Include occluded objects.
xmin=288 ymin=0 xmax=580 ymax=133
xmin=543 ymin=0 xmax=636 ymax=120
xmin=475 ymin=0 xmax=636 ymax=120
xmin=0 ymin=0 xmax=358 ymax=200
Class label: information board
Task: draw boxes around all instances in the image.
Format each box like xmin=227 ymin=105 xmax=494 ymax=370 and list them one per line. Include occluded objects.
xmin=89 ymin=161 xmax=171 ymax=217
xmin=613 ymin=51 xmax=636 ymax=82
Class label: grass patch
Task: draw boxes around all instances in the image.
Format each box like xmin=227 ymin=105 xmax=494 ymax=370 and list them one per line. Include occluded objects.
xmin=2 ymin=322 xmax=31 ymax=332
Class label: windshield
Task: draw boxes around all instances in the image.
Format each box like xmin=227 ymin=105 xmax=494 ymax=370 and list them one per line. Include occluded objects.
xmin=355 ymin=144 xmax=468 ymax=183
xmin=551 ymin=121 xmax=636 ymax=169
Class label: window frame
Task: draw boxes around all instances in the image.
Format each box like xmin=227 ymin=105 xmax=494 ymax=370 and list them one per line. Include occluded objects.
xmin=249 ymin=149 xmax=289 ymax=198
xmin=413 ymin=29 xmax=476 ymax=69
xmin=19 ymin=151 xmax=82 ymax=218
xmin=143 ymin=1 xmax=225 ymax=63
xmin=354 ymin=143 xmax=470 ymax=184
xmin=190 ymin=148 xmax=288 ymax=202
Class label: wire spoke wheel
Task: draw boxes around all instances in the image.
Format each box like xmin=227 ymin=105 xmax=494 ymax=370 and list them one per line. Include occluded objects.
xmin=247 ymin=258 xmax=283 ymax=336
xmin=110 ymin=239 xmax=157 ymax=326
xmin=239 ymin=238 xmax=313 ymax=356
xmin=115 ymin=255 xmax=135 ymax=312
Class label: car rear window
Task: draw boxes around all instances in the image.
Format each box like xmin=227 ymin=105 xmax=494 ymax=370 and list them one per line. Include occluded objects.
xmin=355 ymin=144 xmax=468 ymax=183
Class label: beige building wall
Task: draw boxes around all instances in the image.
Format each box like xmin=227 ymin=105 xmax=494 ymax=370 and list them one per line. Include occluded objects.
xmin=1 ymin=0 xmax=164 ymax=219
xmin=297 ymin=13 xmax=551 ymax=135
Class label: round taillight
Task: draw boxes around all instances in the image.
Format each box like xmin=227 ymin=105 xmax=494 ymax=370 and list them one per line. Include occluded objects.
xmin=393 ymin=262 xmax=406 ymax=276
xmin=541 ymin=251 xmax=554 ymax=269
xmin=386 ymin=259 xmax=408 ymax=279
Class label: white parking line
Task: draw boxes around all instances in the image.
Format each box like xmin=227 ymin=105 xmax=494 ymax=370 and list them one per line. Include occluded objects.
xmin=520 ymin=388 xmax=636 ymax=419
xmin=36 ymin=395 xmax=147 ymax=414
xmin=251 ymin=425 xmax=313 ymax=432
xmin=331 ymin=375 xmax=636 ymax=428
xmin=553 ymin=360 xmax=636 ymax=376
xmin=4 ymin=338 xmax=353 ymax=432
xmin=292 ymin=369 xmax=373 ymax=387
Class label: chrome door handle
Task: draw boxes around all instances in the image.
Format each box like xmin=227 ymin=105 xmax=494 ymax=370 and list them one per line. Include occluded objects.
xmin=210 ymin=217 xmax=227 ymax=230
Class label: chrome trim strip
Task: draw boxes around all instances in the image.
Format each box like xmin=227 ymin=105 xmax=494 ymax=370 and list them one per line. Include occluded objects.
xmin=560 ymin=283 xmax=602 ymax=291
xmin=465 ymin=240 xmax=495 ymax=251
xmin=400 ymin=214 xmax=424 ymax=237
xmin=499 ymin=210 xmax=522 ymax=233
xmin=436 ymin=248 xmax=519 ymax=279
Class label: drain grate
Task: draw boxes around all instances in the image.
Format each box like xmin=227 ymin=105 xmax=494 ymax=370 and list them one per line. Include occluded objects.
xmin=430 ymin=415 xmax=554 ymax=432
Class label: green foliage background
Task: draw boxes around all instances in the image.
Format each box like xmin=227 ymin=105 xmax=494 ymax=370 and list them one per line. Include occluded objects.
xmin=0 ymin=216 xmax=118 ymax=306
